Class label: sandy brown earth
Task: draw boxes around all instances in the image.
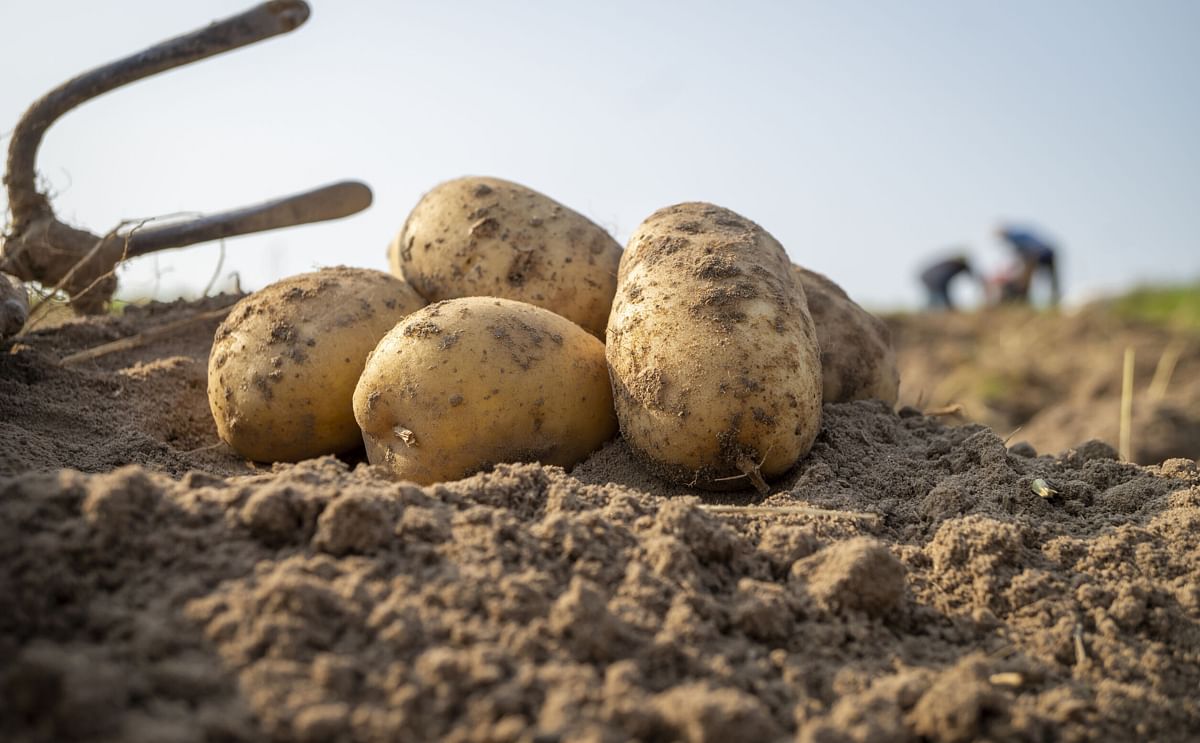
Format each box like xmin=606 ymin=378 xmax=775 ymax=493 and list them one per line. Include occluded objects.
xmin=2 ymin=297 xmax=1199 ymax=742
xmin=889 ymin=305 xmax=1200 ymax=465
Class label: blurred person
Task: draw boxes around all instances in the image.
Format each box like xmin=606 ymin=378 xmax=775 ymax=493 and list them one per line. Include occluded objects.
xmin=919 ymin=253 xmax=974 ymax=310
xmin=995 ymin=224 xmax=1061 ymax=305
xmin=984 ymin=264 xmax=1026 ymax=305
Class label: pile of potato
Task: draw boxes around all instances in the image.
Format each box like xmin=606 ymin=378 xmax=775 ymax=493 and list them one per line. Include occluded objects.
xmin=208 ymin=176 xmax=898 ymax=491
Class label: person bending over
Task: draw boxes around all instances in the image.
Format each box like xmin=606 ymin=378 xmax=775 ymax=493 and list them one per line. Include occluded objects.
xmin=919 ymin=254 xmax=974 ymax=310
xmin=995 ymin=224 xmax=1061 ymax=305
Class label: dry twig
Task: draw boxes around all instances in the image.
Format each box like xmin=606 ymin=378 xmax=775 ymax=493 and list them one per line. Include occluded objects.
xmin=1149 ymin=339 xmax=1185 ymax=402
xmin=700 ymin=504 xmax=882 ymax=523
xmin=1119 ymin=347 xmax=1135 ymax=462
xmin=924 ymin=403 xmax=965 ymax=417
xmin=988 ymin=672 xmax=1024 ymax=688
xmin=60 ymin=305 xmax=232 ymax=366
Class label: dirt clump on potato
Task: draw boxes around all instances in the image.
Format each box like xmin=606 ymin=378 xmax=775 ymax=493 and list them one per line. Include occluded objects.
xmin=1 ymin=273 xmax=29 ymax=340
xmin=795 ymin=266 xmax=899 ymax=405
xmin=354 ymin=296 xmax=617 ymax=484
xmin=607 ymin=203 xmax=823 ymax=492
xmin=208 ymin=267 xmax=425 ymax=463
xmin=389 ymin=176 xmax=622 ymax=338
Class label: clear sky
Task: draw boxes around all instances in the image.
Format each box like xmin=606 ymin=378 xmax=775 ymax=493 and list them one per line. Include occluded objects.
xmin=2 ymin=0 xmax=1198 ymax=309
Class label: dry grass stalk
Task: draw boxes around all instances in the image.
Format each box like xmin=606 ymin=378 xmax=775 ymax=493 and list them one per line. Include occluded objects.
xmin=1119 ymin=346 xmax=1135 ymax=462
xmin=1148 ymin=339 xmax=1185 ymax=402
xmin=924 ymin=403 xmax=965 ymax=417
xmin=183 ymin=441 xmax=228 ymax=455
xmin=988 ymin=672 xmax=1024 ymax=688
xmin=60 ymin=305 xmax=232 ymax=366
xmin=701 ymin=504 xmax=881 ymax=523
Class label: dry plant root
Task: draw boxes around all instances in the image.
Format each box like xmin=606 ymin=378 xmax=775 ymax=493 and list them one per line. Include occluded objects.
xmin=734 ymin=455 xmax=771 ymax=495
xmin=0 ymin=1 xmax=372 ymax=337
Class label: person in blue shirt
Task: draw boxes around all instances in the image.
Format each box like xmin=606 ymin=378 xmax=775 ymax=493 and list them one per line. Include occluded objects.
xmin=919 ymin=254 xmax=973 ymax=310
xmin=995 ymin=225 xmax=1061 ymax=305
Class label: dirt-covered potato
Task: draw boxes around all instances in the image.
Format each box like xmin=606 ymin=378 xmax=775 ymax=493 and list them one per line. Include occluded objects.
xmin=208 ymin=267 xmax=426 ymax=462
xmin=606 ymin=203 xmax=823 ymax=492
xmin=1 ymin=273 xmax=29 ymax=340
xmin=794 ymin=266 xmax=900 ymax=405
xmin=354 ymin=297 xmax=617 ymax=484
xmin=388 ymin=176 xmax=622 ymax=338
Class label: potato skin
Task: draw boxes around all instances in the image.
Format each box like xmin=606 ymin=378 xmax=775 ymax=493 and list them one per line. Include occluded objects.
xmin=606 ymin=203 xmax=823 ymax=490
xmin=388 ymin=176 xmax=622 ymax=338
xmin=1 ymin=273 xmax=29 ymax=340
xmin=208 ymin=267 xmax=426 ymax=462
xmin=793 ymin=266 xmax=900 ymax=405
xmin=354 ymin=297 xmax=617 ymax=484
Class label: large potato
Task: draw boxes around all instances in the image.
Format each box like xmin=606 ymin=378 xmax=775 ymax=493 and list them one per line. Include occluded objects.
xmin=606 ymin=203 xmax=823 ymax=492
xmin=354 ymin=297 xmax=617 ymax=484
xmin=794 ymin=266 xmax=900 ymax=405
xmin=388 ymin=176 xmax=622 ymax=338
xmin=208 ymin=267 xmax=426 ymax=462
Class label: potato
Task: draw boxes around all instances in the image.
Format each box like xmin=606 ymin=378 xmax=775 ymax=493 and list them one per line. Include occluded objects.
xmin=208 ymin=266 xmax=426 ymax=462
xmin=794 ymin=266 xmax=900 ymax=405
xmin=388 ymin=176 xmax=622 ymax=338
xmin=1 ymin=273 xmax=29 ymax=340
xmin=606 ymin=203 xmax=823 ymax=492
xmin=354 ymin=297 xmax=617 ymax=484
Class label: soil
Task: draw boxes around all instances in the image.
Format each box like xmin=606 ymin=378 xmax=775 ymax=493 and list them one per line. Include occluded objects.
xmin=2 ymin=297 xmax=1199 ymax=742
xmin=888 ymin=305 xmax=1200 ymax=465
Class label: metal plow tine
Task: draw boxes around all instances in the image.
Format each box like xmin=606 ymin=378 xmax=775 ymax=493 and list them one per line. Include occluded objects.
xmin=0 ymin=1 xmax=376 ymax=327
xmin=6 ymin=1 xmax=312 ymax=227
xmin=126 ymin=181 xmax=373 ymax=257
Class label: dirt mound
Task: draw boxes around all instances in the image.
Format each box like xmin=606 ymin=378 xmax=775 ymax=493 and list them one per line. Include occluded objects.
xmin=889 ymin=305 xmax=1200 ymax=464
xmin=2 ymin=298 xmax=1199 ymax=741
xmin=0 ymin=295 xmax=252 ymax=478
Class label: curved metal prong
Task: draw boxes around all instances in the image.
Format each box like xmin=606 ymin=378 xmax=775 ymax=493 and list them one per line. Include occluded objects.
xmin=125 ymin=181 xmax=372 ymax=257
xmin=4 ymin=1 xmax=311 ymax=228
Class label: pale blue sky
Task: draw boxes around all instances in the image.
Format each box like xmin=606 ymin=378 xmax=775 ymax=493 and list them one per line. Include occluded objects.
xmin=2 ymin=1 xmax=1197 ymax=309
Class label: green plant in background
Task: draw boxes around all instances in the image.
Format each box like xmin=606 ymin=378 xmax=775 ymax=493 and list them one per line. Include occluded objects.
xmin=977 ymin=372 xmax=1014 ymax=404
xmin=1111 ymin=283 xmax=1200 ymax=331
